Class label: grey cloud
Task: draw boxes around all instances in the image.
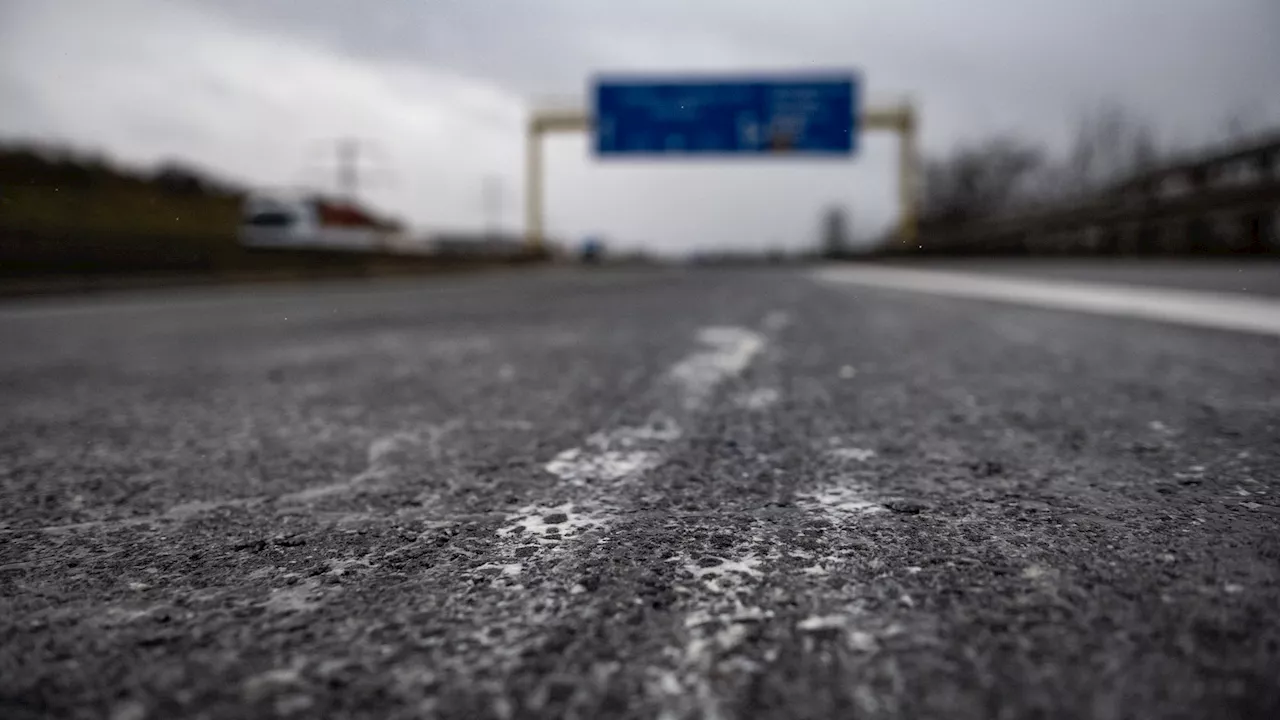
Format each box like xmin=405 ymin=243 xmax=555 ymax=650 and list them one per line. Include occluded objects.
xmin=4 ymin=0 xmax=1278 ymax=253
xmin=189 ymin=0 xmax=1280 ymax=134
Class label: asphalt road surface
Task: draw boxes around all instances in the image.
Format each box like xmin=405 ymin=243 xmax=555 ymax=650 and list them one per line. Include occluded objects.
xmin=2 ymin=263 xmax=1279 ymax=720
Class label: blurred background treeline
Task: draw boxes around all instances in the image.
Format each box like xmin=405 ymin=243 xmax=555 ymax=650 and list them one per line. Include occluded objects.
xmin=2 ymin=98 xmax=1277 ymax=288
xmin=0 ymin=140 xmax=540 ymax=290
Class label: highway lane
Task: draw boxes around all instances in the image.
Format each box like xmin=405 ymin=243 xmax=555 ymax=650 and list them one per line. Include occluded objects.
xmin=2 ymin=265 xmax=1278 ymax=720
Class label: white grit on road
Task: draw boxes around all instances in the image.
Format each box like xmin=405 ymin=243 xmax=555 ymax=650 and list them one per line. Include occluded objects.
xmin=505 ymin=323 xmax=780 ymax=718
xmin=669 ymin=327 xmax=768 ymax=410
xmin=542 ymin=326 xmax=767 ymax=487
xmin=507 ymin=325 xmax=772 ymax=566
xmin=815 ymin=265 xmax=1280 ymax=337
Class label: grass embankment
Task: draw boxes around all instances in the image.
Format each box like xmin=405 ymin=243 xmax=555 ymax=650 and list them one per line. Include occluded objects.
xmin=0 ymin=144 xmax=546 ymax=296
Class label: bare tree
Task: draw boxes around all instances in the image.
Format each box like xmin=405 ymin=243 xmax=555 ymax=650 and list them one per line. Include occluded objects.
xmin=914 ymin=101 xmax=1172 ymax=246
xmin=921 ymin=136 xmax=1046 ymax=225
xmin=1057 ymin=102 xmax=1161 ymax=198
xmin=1219 ymin=102 xmax=1277 ymax=142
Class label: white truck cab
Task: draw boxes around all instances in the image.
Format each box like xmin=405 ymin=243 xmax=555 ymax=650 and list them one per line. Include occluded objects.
xmin=239 ymin=192 xmax=321 ymax=249
xmin=239 ymin=192 xmax=384 ymax=252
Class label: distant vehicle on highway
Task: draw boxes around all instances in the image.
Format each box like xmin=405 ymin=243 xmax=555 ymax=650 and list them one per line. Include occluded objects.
xmin=239 ymin=191 xmax=399 ymax=252
xmin=580 ymin=236 xmax=605 ymax=264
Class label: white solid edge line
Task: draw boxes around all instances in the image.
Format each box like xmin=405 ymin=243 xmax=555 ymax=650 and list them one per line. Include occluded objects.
xmin=814 ymin=266 xmax=1280 ymax=338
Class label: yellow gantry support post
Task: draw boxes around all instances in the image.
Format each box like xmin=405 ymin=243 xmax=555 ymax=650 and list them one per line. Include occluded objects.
xmin=524 ymin=120 xmax=543 ymax=252
xmin=525 ymin=101 xmax=919 ymax=251
xmin=526 ymin=109 xmax=590 ymax=251
xmin=863 ymin=102 xmax=919 ymax=249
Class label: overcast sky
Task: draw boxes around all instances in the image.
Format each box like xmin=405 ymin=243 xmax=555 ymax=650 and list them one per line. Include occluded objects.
xmin=3 ymin=0 xmax=1278 ymax=254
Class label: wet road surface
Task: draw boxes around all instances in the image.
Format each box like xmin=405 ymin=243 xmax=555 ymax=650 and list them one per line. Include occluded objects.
xmin=2 ymin=265 xmax=1278 ymax=719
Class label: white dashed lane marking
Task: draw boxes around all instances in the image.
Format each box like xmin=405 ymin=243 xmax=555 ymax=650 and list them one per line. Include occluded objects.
xmin=503 ymin=326 xmax=767 ymax=556
xmin=669 ymin=327 xmax=767 ymax=411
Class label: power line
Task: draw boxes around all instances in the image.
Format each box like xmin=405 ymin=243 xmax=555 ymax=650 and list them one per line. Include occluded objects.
xmin=298 ymin=138 xmax=395 ymax=203
xmin=483 ymin=175 xmax=504 ymax=238
xmin=337 ymin=138 xmax=359 ymax=201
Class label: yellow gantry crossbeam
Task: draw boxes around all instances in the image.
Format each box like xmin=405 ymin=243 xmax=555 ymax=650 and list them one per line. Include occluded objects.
xmin=525 ymin=102 xmax=919 ymax=251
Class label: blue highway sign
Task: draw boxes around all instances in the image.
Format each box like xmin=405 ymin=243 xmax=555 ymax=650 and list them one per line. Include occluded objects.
xmin=593 ymin=72 xmax=859 ymax=157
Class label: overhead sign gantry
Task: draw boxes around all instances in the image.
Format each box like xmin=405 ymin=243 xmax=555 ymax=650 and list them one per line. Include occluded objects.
xmin=525 ymin=71 xmax=917 ymax=249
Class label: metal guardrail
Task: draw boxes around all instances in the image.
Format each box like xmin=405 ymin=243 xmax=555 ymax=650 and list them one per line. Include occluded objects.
xmin=915 ymin=131 xmax=1280 ymax=255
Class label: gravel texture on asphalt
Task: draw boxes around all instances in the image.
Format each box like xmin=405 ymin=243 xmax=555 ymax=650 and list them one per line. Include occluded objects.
xmin=2 ymin=266 xmax=1278 ymax=720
